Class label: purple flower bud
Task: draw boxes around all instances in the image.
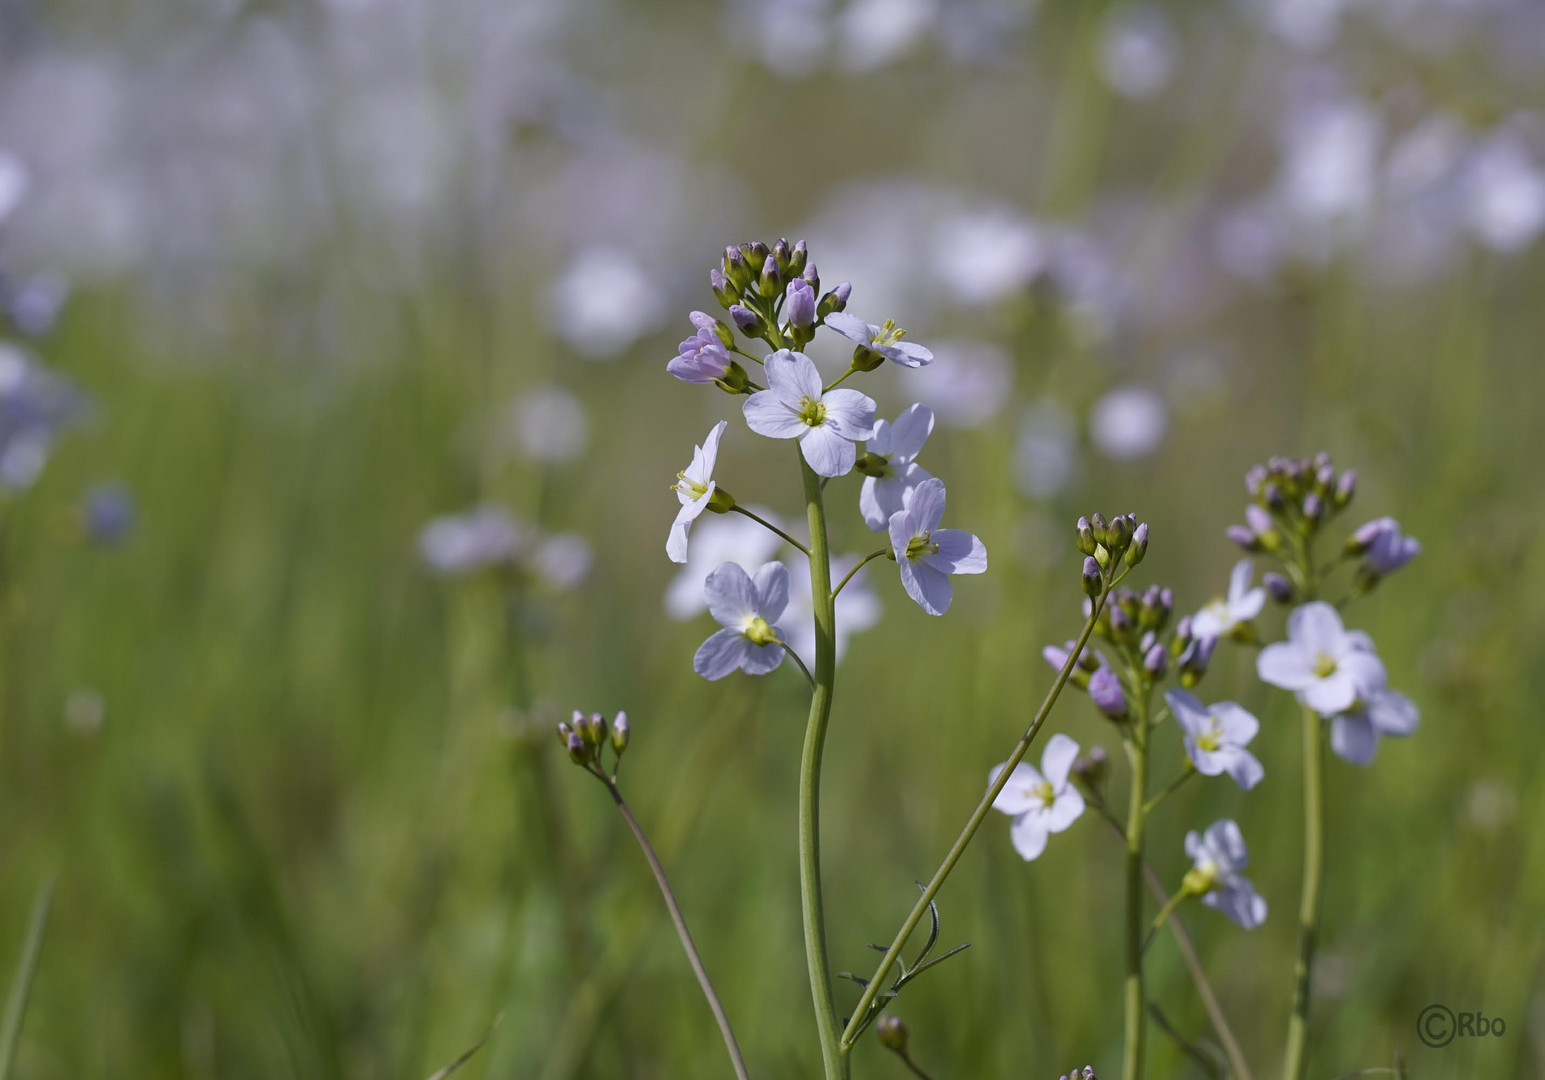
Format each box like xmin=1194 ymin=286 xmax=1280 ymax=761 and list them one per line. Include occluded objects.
xmin=1363 ymin=517 xmax=1421 ymax=575
xmin=1245 ymin=465 xmax=1267 ymax=496
xmin=729 ymin=304 xmax=763 ymax=334
xmin=1158 ymin=587 xmax=1174 ymax=614
xmin=1263 ymin=571 xmax=1293 ymax=603
xmin=1075 ymin=515 xmax=1096 ymax=555
xmin=1089 ymin=667 xmax=1128 ymax=720
xmin=710 ymin=268 xmax=736 ymax=308
xmin=667 ymin=328 xmax=734 ymax=385
xmin=1139 ymin=630 xmax=1157 ymax=654
xmin=1125 ymin=521 xmax=1149 ymax=566
xmin=1302 ymin=492 xmax=1323 ymax=522
xmin=1081 ymin=555 xmax=1102 ymax=598
xmin=1143 ymin=644 xmax=1168 ymax=678
xmin=1175 ymin=615 xmax=1193 ymax=644
xmin=1345 ymin=517 xmax=1389 ymax=555
xmin=1263 ymin=483 xmax=1285 ymax=510
xmin=611 ymin=711 xmax=630 ymax=755
xmin=1043 ymin=644 xmax=1071 ymax=671
xmin=1109 ymin=603 xmax=1132 ymax=638
xmin=1334 ymin=469 xmax=1356 ymax=507
xmin=819 ymin=281 xmax=852 ymax=317
xmin=759 ymin=253 xmax=781 ymax=293
xmin=566 ymin=731 xmax=589 ymax=765
xmin=1226 ymin=525 xmax=1261 ymax=551
xmin=689 ymin=311 xmax=715 ymax=331
xmin=784 ymin=279 xmax=816 ymax=329
xmin=1245 ymin=504 xmax=1274 ymax=536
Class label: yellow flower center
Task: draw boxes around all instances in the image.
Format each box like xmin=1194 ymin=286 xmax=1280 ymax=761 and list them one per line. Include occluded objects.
xmin=673 ymin=471 xmax=709 ymax=500
xmin=1313 ymin=651 xmax=1338 ymax=678
xmin=905 ymin=531 xmax=940 ymax=561
xmin=797 ymin=397 xmax=827 ymax=427
xmin=1197 ymin=718 xmax=1223 ymax=753
xmin=743 ymin=616 xmax=778 ymax=645
xmin=1034 ymin=780 xmax=1056 ymax=808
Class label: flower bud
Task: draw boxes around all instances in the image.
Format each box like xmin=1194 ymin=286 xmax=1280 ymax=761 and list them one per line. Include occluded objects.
xmin=1089 ymin=668 xmax=1128 ymax=720
xmin=759 ymin=253 xmax=781 ymax=296
xmin=1263 ymin=483 xmax=1285 ymax=511
xmin=1072 ymin=746 xmax=1109 ymax=788
xmin=1226 ymin=525 xmax=1261 ymax=552
xmin=1125 ymin=521 xmax=1148 ymax=566
xmin=714 ymin=360 xmax=751 ymax=396
xmin=1174 ymin=615 xmax=1193 ymax=646
xmin=566 ymin=731 xmax=589 ymax=766
xmin=611 ymin=711 xmax=630 ymax=757
xmin=1302 ymin=492 xmax=1323 ymax=525
xmin=1106 ymin=514 xmax=1133 ymax=554
xmin=876 ymin=1015 xmax=908 ymax=1052
xmin=690 ymin=310 xmax=735 ymax=347
xmin=1108 ymin=603 xmax=1132 ymax=642
xmin=1245 ymin=465 xmax=1266 ymax=497
xmin=773 ymin=237 xmax=794 ymax=277
xmin=801 ymin=260 xmax=819 ymax=294
xmin=783 ymin=279 xmax=816 ymax=329
xmin=1075 ymin=516 xmax=1096 ymax=555
xmin=710 ymin=268 xmax=737 ymax=309
xmin=1244 ymin=504 xmax=1273 ymax=536
xmin=729 ymin=303 xmax=763 ymax=336
xmin=723 ymin=246 xmax=753 ymax=291
xmin=583 ymin=711 xmax=608 ymax=748
xmin=1263 ymin=571 xmax=1293 ymax=603
xmin=1345 ymin=518 xmax=1387 ymax=555
xmin=1081 ymin=556 xmax=1102 ymax=598
xmin=1334 ymin=469 xmax=1356 ymax=508
xmin=792 ymin=239 xmax=809 ymax=275
xmin=1090 ymin=512 xmax=1110 ymax=545
xmin=1143 ymin=644 xmax=1168 ymax=679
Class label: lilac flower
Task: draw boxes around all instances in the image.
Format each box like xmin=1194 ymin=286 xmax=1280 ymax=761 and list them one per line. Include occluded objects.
xmin=1184 ymin=820 xmax=1267 ymax=930
xmin=1329 ymin=685 xmax=1418 ymax=766
xmin=507 ymin=385 xmax=589 ymax=464
xmin=989 ymin=733 xmax=1086 ymax=861
xmin=1165 ymin=690 xmax=1264 ymax=790
xmin=858 ymin=403 xmax=934 ymax=531
xmin=663 ymin=510 xmax=785 ymax=620
xmin=419 ymin=506 xmax=527 ymax=575
xmin=534 ymin=533 xmax=593 ymax=590
xmin=667 ymin=421 xmax=727 ymax=564
xmin=1090 ymin=385 xmax=1167 ymax=461
xmin=887 ymin=477 xmax=987 ymax=616
xmin=1191 ymin=559 xmax=1267 ymax=639
xmin=742 ymin=349 xmax=877 ymax=477
xmin=668 ymin=326 xmax=735 ymax=385
xmin=784 ymin=278 xmax=817 ymax=329
xmin=1355 ymin=516 xmax=1421 ymax=577
xmin=549 ymin=246 xmax=666 ymax=359
xmin=692 ymin=562 xmax=790 ymax=680
xmin=1257 ymin=602 xmax=1385 ymax=716
xmin=822 ymin=312 xmax=934 ymax=368
xmin=1089 ymin=667 xmax=1128 ymax=720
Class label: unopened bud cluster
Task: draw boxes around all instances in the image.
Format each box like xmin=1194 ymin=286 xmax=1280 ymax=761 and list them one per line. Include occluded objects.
xmin=1075 ymin=511 xmax=1149 ymax=597
xmin=1057 ymin=1067 xmax=1099 ymax=1080
xmin=712 ymin=239 xmax=848 ymax=353
xmin=558 ymin=709 xmax=630 ymax=778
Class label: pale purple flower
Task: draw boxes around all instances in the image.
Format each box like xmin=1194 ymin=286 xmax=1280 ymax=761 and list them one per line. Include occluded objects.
xmin=895 ymin=340 xmax=1011 ymax=428
xmin=822 ymin=312 xmax=934 ymax=368
xmin=859 ymin=403 xmax=934 ymax=531
xmin=1462 ymin=131 xmax=1545 ymax=254
xmin=1165 ymin=690 xmax=1264 ymax=790
xmin=930 ymin=209 xmax=1045 ymax=307
xmin=784 ymin=278 xmax=817 ymax=329
xmin=549 ymin=246 xmax=666 ymax=359
xmin=419 ymin=507 xmax=527 ymax=575
xmin=989 ymin=733 xmax=1086 ymax=861
xmin=534 ymin=533 xmax=593 ymax=590
xmin=507 ymin=385 xmax=589 ymax=464
xmin=1088 ymin=668 xmax=1128 ymax=720
xmin=1098 ymin=4 xmax=1178 ymax=100
xmin=1330 ymin=685 xmax=1418 ymax=766
xmin=667 ymin=421 xmax=727 ymax=564
xmin=0 ymin=344 xmax=87 ymax=492
xmin=1090 ymin=385 xmax=1168 ymax=461
xmin=1257 ymin=602 xmax=1385 ymax=716
xmin=888 ymin=477 xmax=987 ymax=616
xmin=1359 ymin=516 xmax=1421 ymax=577
xmin=692 ymin=562 xmax=790 ymax=680
xmin=742 ymin=349 xmax=877 ymax=477
xmin=663 ymin=510 xmax=786 ymax=620
xmin=1191 ymin=559 xmax=1267 ymax=639
xmin=1185 ymin=820 xmax=1267 ymax=930
xmin=668 ymin=327 xmax=735 ymax=385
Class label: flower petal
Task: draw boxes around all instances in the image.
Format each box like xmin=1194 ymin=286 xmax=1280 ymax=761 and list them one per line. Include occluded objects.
xmin=1227 ymin=559 xmax=1254 ymax=604
xmin=899 ymin=556 xmax=953 ymax=616
xmin=1164 ymin=689 xmax=1207 ymax=734
xmin=1330 ymin=714 xmax=1379 ymax=765
xmin=667 ymin=496 xmax=710 ymax=564
xmin=800 ymin=423 xmax=857 ymax=478
xmin=904 ymin=476 xmax=947 ymax=534
xmin=1040 ymin=788 xmax=1085 ymax=833
xmin=693 ymin=628 xmax=752 ymax=680
xmin=1368 ymin=689 xmax=1418 ymax=736
xmin=1224 ymin=748 xmax=1265 ymax=790
xmin=1207 ymin=879 xmax=1268 ymax=929
xmin=821 ymin=311 xmax=871 ymax=346
xmin=743 ymin=389 xmax=806 ymax=439
xmin=753 ymin=561 xmax=790 ymax=623
xmin=923 ymin=529 xmax=987 ymax=575
xmin=739 ymin=638 xmax=785 ymax=676
xmin=1185 ymin=740 xmax=1226 ymax=777
xmin=990 ymin=762 xmax=1038 ymax=815
xmin=1257 ymin=642 xmax=1316 ymax=690
xmin=1302 ymin=672 xmax=1358 ymax=716
xmin=1009 ymin=815 xmax=1051 ymax=861
xmin=887 ymin=403 xmax=934 ymax=461
xmin=1287 ymin=601 xmax=1345 ymax=655
xmin=1212 ymin=702 xmax=1259 ymax=746
xmin=764 ymin=349 xmax=824 ymax=404
xmin=698 ymin=420 xmax=727 ymax=477
xmin=1040 ymin=732 xmax=1081 ymax=787
xmin=884 ymin=340 xmax=934 ymax=368
xmin=1203 ymin=820 xmax=1249 ymax=873
xmin=867 ymin=417 xmax=894 ymax=457
xmin=704 ymin=562 xmax=759 ymax=627
xmin=820 ymin=388 xmax=878 ymax=440
xmin=859 ymin=475 xmax=894 ymax=532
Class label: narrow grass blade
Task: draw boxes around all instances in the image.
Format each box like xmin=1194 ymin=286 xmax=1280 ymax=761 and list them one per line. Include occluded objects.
xmin=0 ymin=871 xmax=57 ymax=1080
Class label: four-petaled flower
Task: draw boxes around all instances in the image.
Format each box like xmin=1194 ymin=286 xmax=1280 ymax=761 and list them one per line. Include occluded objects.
xmin=692 ymin=561 xmax=790 ymax=680
xmin=1191 ymin=559 xmax=1266 ymax=639
xmin=824 ymin=312 xmax=935 ymax=368
xmin=742 ymin=350 xmax=878 ymax=477
xmin=1256 ymin=601 xmax=1385 ymax=716
xmin=1184 ymin=820 xmax=1268 ymax=929
xmin=667 ymin=421 xmax=727 ymax=564
xmin=989 ymin=733 xmax=1086 ymax=861
xmin=858 ymin=403 xmax=935 ymax=531
xmin=1165 ymin=690 xmax=1265 ymax=790
xmin=1330 ymin=683 xmax=1419 ymax=765
xmin=888 ymin=477 xmax=987 ymax=616
xmin=668 ymin=324 xmax=734 ymax=385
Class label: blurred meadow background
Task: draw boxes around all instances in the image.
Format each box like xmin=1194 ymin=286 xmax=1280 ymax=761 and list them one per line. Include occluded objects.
xmin=1 ymin=0 xmax=1543 ymax=1076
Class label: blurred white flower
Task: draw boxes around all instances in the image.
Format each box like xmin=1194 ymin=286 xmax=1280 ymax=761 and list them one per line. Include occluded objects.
xmin=534 ymin=533 xmax=593 ymax=590
xmin=505 ymin=384 xmax=589 ymax=464
xmin=1090 ymin=385 xmax=1167 ymax=461
xmin=664 ymin=509 xmax=786 ymax=620
xmin=1462 ymin=130 xmax=1545 ymax=253
xmin=783 ymin=552 xmax=882 ymax=664
xmin=1014 ymin=398 xmax=1078 ymax=498
xmin=1098 ymin=4 xmax=1178 ymax=100
xmin=931 ymin=208 xmax=1044 ymax=307
xmin=735 ymin=0 xmax=833 ymax=77
xmin=0 ymin=151 xmax=30 ymax=223
xmin=895 ymin=340 xmax=1011 ymax=429
xmin=837 ymin=0 xmax=939 ymax=72
xmin=419 ymin=506 xmax=527 ymax=575
xmin=1277 ymin=98 xmax=1382 ymax=225
xmin=549 ymin=246 xmax=667 ymax=358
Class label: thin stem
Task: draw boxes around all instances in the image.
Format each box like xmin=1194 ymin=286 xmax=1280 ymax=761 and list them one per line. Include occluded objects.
xmin=729 ymin=505 xmax=810 ymax=556
xmin=1282 ymin=704 xmax=1325 ymax=1080
xmin=595 ymin=775 xmax=750 ymax=1080
xmin=732 ymin=345 xmax=764 ymax=365
xmin=832 ymin=548 xmax=889 ymax=601
xmin=892 ymin=1050 xmax=936 ymax=1080
xmin=840 ymin=583 xmax=1111 ymax=1047
xmin=1122 ymin=713 xmax=1151 ymax=1080
xmin=797 ymin=452 xmax=847 ymax=1079
xmin=780 ymin=642 xmax=816 ymax=690
xmin=825 ymin=365 xmax=859 ymax=390
xmin=1142 ymin=889 xmax=1188 ymax=955
xmin=1142 ymin=763 xmax=1196 ymax=816
xmin=0 ymin=871 xmax=55 ymax=1080
xmin=1147 ymin=1001 xmax=1223 ymax=1079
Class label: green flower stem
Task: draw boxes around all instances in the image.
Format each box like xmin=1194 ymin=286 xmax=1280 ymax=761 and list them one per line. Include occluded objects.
xmin=831 ymin=548 xmax=890 ymax=601
xmin=1142 ymin=762 xmax=1196 ymax=816
xmin=1142 ymin=888 xmax=1189 ymax=955
xmin=594 ymin=773 xmax=750 ymax=1080
xmin=797 ymin=451 xmax=847 ymax=1080
xmin=1282 ymin=702 xmax=1325 ymax=1080
xmin=779 ymin=642 xmax=816 ymax=690
xmin=839 ymin=582 xmax=1112 ymax=1048
xmin=1122 ymin=705 xmax=1152 ymax=1080
xmin=729 ymin=504 xmax=811 ymax=555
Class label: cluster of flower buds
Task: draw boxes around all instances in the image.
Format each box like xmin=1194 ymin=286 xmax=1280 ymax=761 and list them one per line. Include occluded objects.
xmin=1075 ymin=511 xmax=1149 ymax=596
xmin=709 ymin=239 xmax=849 ymax=351
xmin=1232 ymin=452 xmax=1354 ymax=553
xmin=1056 ymin=1067 xmax=1099 ymax=1080
xmin=558 ymin=709 xmax=629 ymax=778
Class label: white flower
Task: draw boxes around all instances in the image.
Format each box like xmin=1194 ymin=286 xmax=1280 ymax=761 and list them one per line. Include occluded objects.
xmin=1185 ymin=820 xmax=1267 ymax=930
xmin=548 ymin=245 xmax=667 ymax=359
xmin=1165 ymin=690 xmax=1265 ymax=790
xmin=1090 ymin=385 xmax=1168 ymax=461
xmin=506 ymin=385 xmax=589 ymax=464
xmin=784 ymin=552 xmax=882 ymax=665
xmin=858 ymin=403 xmax=934 ymax=531
xmin=662 ymin=510 xmax=785 ymax=621
xmin=667 ymin=421 xmax=727 ymax=564
xmin=1329 ymin=685 xmax=1418 ymax=766
xmin=1257 ymin=602 xmax=1386 ymax=716
xmin=887 ymin=477 xmax=987 ymax=616
xmin=693 ymin=562 xmax=790 ymax=680
xmin=419 ymin=506 xmax=527 ymax=575
xmin=1191 ymin=559 xmax=1267 ymax=639
xmin=989 ymin=733 xmax=1086 ymax=861
xmin=742 ymin=350 xmax=877 ymax=477
xmin=822 ymin=312 xmax=934 ymax=368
